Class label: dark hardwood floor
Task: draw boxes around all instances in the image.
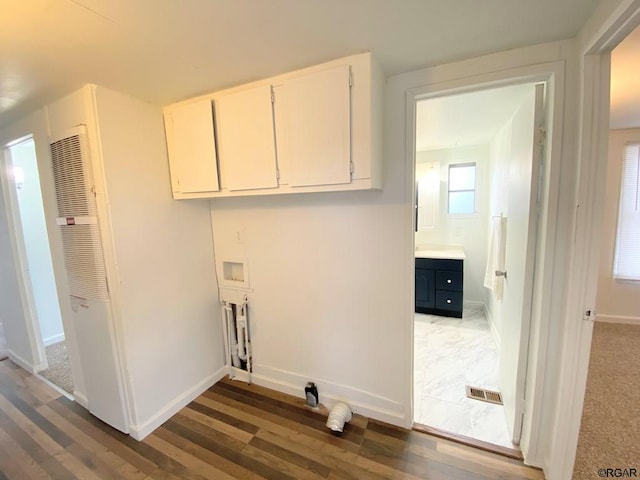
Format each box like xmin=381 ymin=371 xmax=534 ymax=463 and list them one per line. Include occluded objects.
xmin=0 ymin=360 xmax=544 ymax=479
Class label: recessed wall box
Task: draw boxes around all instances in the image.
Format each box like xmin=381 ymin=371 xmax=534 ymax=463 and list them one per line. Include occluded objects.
xmin=221 ymin=259 xmax=249 ymax=289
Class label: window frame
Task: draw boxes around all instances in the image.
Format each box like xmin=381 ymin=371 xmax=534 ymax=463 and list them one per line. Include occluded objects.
xmin=447 ymin=162 xmax=477 ymax=216
xmin=613 ymin=143 xmax=640 ymax=281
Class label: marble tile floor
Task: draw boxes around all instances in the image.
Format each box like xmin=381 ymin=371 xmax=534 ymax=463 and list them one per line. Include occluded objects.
xmin=413 ymin=304 xmax=516 ymax=449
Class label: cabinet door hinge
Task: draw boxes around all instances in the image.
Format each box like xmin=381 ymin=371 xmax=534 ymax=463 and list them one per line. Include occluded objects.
xmin=349 ymin=161 xmax=354 ymax=176
xmin=271 ymin=87 xmax=275 ymax=103
xmin=276 ymin=168 xmax=280 ymax=180
xmin=535 ymin=127 xmax=547 ymax=147
xmin=349 ymin=68 xmax=353 ymax=88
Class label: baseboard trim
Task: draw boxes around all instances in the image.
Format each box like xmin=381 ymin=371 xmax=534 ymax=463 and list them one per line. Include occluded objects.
xmin=43 ymin=333 xmax=65 ymax=347
xmin=128 ymin=365 xmax=227 ymax=441
xmin=73 ymin=390 xmax=89 ymax=409
xmin=7 ymin=348 xmax=41 ymax=373
xmin=251 ymin=365 xmax=405 ymax=427
xmin=595 ymin=314 xmax=640 ymax=325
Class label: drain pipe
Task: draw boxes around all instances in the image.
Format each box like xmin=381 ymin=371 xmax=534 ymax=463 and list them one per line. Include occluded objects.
xmin=326 ymin=402 xmax=352 ymax=433
xmin=224 ymin=302 xmax=241 ymax=368
xmin=237 ymin=304 xmax=251 ymax=373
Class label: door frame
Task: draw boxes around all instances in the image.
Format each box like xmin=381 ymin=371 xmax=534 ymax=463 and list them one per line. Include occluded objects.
xmin=0 ymin=136 xmax=49 ymax=371
xmin=549 ymin=1 xmax=640 ymax=478
xmin=403 ymin=60 xmax=566 ymax=464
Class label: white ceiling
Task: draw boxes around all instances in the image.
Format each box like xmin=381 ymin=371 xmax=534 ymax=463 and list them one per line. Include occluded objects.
xmin=610 ymin=24 xmax=640 ymax=129
xmin=415 ymin=84 xmax=534 ymax=152
xmin=0 ymin=0 xmax=599 ymax=129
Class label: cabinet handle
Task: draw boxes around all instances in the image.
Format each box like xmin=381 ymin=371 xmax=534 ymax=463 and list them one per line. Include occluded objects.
xmin=446 ymin=299 xmax=452 ymax=304
xmin=447 ymin=279 xmax=452 ymax=284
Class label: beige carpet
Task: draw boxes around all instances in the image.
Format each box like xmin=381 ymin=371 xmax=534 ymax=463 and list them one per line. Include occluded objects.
xmin=39 ymin=341 xmax=73 ymax=394
xmin=573 ymin=322 xmax=640 ymax=479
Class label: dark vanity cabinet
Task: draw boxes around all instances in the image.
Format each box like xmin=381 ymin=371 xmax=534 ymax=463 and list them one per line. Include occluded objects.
xmin=415 ymin=258 xmax=464 ymax=318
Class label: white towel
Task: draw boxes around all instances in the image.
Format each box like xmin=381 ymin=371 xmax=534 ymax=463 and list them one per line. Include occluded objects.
xmin=484 ymin=216 xmax=507 ymax=300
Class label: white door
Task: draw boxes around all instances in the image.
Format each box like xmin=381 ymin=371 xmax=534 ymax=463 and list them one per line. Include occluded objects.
xmin=278 ymin=65 xmax=352 ymax=187
xmin=500 ymin=83 xmax=545 ymax=444
xmin=216 ymin=85 xmax=279 ymax=191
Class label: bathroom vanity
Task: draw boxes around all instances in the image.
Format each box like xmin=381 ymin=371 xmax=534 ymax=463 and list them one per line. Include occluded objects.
xmin=415 ymin=246 xmax=465 ymax=318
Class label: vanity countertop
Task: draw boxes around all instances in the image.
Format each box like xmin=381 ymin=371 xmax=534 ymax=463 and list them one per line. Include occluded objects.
xmin=415 ymin=245 xmax=466 ymax=260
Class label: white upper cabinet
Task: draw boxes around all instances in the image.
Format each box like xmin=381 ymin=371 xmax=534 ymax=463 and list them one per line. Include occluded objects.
xmin=216 ymin=84 xmax=278 ymax=191
xmin=278 ymin=65 xmax=351 ymax=188
xmin=163 ymin=52 xmax=382 ymax=199
xmin=164 ymin=99 xmax=219 ymax=196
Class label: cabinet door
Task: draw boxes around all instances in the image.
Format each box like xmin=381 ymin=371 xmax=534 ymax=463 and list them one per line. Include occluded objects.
xmin=279 ymin=65 xmax=351 ymax=187
xmin=216 ymin=85 xmax=278 ymax=191
xmin=165 ymin=99 xmax=219 ymax=194
xmin=415 ymin=268 xmax=435 ymax=309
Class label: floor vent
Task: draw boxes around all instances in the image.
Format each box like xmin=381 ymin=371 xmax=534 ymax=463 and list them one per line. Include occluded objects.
xmin=465 ymin=386 xmax=503 ymax=405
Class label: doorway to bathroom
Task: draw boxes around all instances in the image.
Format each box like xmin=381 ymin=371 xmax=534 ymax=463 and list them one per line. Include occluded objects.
xmin=3 ymin=136 xmax=73 ymax=395
xmin=412 ymin=81 xmax=545 ymax=453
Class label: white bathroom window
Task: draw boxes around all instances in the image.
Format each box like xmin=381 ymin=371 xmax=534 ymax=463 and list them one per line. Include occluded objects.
xmin=448 ymin=163 xmax=476 ymax=215
xmin=613 ymin=144 xmax=640 ymax=281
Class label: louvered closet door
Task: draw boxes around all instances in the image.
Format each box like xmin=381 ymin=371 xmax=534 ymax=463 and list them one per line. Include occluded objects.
xmin=49 ymin=126 xmax=129 ymax=434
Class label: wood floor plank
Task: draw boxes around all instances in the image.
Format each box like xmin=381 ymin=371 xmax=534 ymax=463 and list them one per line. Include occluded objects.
xmin=0 ymin=396 xmax=65 ymax=457
xmin=212 ymin=381 xmax=366 ymax=445
xmin=0 ymin=441 xmax=34 ymax=480
xmin=48 ymin=398 xmax=157 ymax=475
xmin=0 ymin=361 xmax=544 ymax=480
xmin=23 ymin=375 xmax=62 ymax=406
xmin=52 ymin=447 xmax=105 ymax=480
xmin=162 ymin=417 xmax=295 ymax=480
xmin=241 ymin=443 xmax=326 ymax=480
xmin=219 ymin=377 xmax=370 ymax=431
xmin=186 ymin=399 xmax=259 ymax=435
xmin=0 ymin=410 xmax=74 ymax=479
xmin=170 ymin=412 xmax=249 ymax=451
xmin=364 ymin=428 xmax=529 ymax=480
xmin=203 ymin=389 xmax=363 ymax=454
xmin=0 ymin=387 xmax=72 ymax=449
xmin=0 ymin=427 xmax=52 ymax=480
xmin=153 ymin=425 xmax=262 ymax=480
xmin=180 ymin=404 xmax=255 ymax=443
xmin=144 ymin=433 xmax=237 ymax=480
xmin=248 ymin=435 xmax=331 ymax=478
xmin=436 ymin=441 xmax=544 ymax=479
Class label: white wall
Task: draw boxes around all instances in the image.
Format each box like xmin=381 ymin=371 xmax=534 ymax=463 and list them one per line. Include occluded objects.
xmin=93 ymin=86 xmax=224 ymax=434
xmin=43 ymin=85 xmax=224 ymax=436
xmin=415 ymin=144 xmax=490 ymax=304
xmin=210 ymin=187 xmax=407 ymax=422
xmin=485 ymin=123 xmax=510 ymax=338
xmin=595 ymin=128 xmax=640 ymax=323
xmin=10 ymin=139 xmax=64 ymax=346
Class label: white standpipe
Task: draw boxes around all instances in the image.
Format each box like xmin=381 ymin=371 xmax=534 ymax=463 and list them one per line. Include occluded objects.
xmin=224 ymin=302 xmax=241 ymax=368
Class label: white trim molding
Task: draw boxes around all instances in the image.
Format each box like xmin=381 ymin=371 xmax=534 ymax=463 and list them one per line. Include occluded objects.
xmin=251 ymin=364 xmax=405 ymax=427
xmin=128 ymin=366 xmax=227 ymax=441
xmin=595 ymin=314 xmax=640 ymax=325
xmin=548 ymin=2 xmax=640 ymax=479
xmin=8 ymin=348 xmax=44 ymax=373
xmin=399 ymin=52 xmax=568 ymax=468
